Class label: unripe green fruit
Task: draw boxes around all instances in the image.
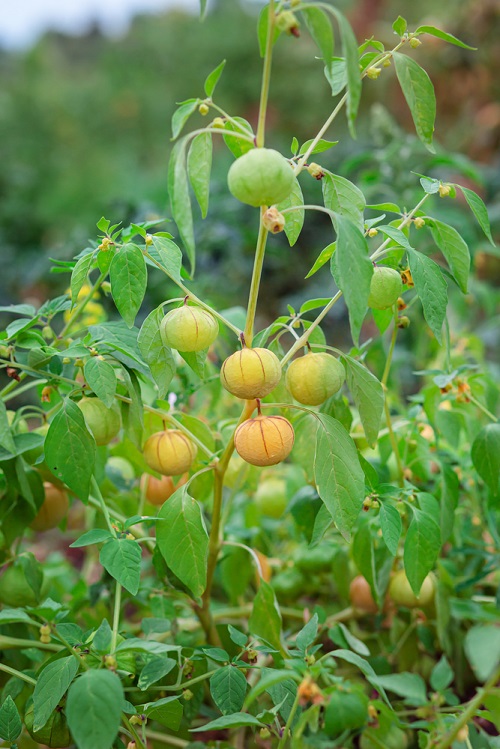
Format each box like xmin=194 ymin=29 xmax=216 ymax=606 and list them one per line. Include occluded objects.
xmin=221 ymin=347 xmax=281 ymax=400
xmin=227 ymin=148 xmax=295 ymax=207
xmin=389 ymin=570 xmax=435 ymax=608
xmin=160 ymin=305 xmax=218 ymax=352
xmin=285 ymin=352 xmax=345 ymax=406
xmin=294 ymin=543 xmax=336 ymax=573
xmin=360 ymin=725 xmax=408 ymax=749
xmin=271 ymin=567 xmax=305 ymax=598
xmin=78 ymin=397 xmax=121 ymax=446
xmin=0 ymin=565 xmax=47 ymax=607
xmin=255 ymin=478 xmax=287 ymax=518
xmin=107 ymin=456 xmax=135 ymax=483
xmin=143 ymin=430 xmax=197 ymax=476
xmin=368 ymin=267 xmax=403 ymax=310
xmin=25 ymin=702 xmax=72 ymax=748
xmin=235 ymin=415 xmax=294 ymax=467
xmin=30 ymin=482 xmax=69 ymax=532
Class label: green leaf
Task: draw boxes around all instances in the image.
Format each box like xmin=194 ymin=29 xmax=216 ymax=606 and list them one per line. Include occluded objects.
xmin=45 ymin=399 xmax=96 ymax=501
xmin=249 ymin=580 xmax=283 ymax=653
xmin=377 ymin=224 xmax=414 ymax=252
xmin=302 ymin=7 xmax=334 ymax=61
xmin=33 ymin=656 xmax=79 ymax=731
xmin=428 ymin=219 xmax=470 ymax=293
xmin=378 ymin=502 xmax=402 ymax=556
xmin=149 ymin=235 xmax=183 ymax=284
xmin=299 ymin=139 xmax=338 ymax=156
xmin=99 ymin=538 xmax=142 ymax=595
xmin=404 ymin=507 xmax=441 ymax=595
xmin=323 ymin=172 xmax=365 ymax=230
xmin=408 ymin=250 xmax=448 ymax=344
xmin=66 ymin=670 xmax=123 ymax=749
xmin=333 ymin=622 xmax=370 ymax=657
xmin=464 ymin=625 xmax=500 ymax=682
xmin=458 ymin=186 xmax=495 ymax=246
xmin=109 ymin=243 xmax=147 ymax=328
xmin=178 ymin=348 xmax=208 ymax=379
xmin=277 ymin=178 xmax=304 ymax=247
xmin=440 ymin=464 xmax=459 ymax=542
xmin=156 ymin=487 xmax=208 ymax=598
xmin=392 ymin=16 xmax=407 ymax=36
xmin=168 ymin=139 xmax=196 ymax=274
xmin=430 ymin=656 xmax=454 ymax=692
xmin=393 ymin=52 xmax=436 ymax=152
xmin=143 ymin=696 xmax=182 ymax=730
xmin=222 ymin=118 xmax=254 ymax=159
xmin=188 ymin=132 xmax=212 ymax=219
xmin=314 ymin=413 xmax=365 ymax=538
xmin=330 ymin=650 xmax=390 ymax=706
xmin=204 ymin=59 xmax=226 ymax=97
xmin=137 ymin=306 xmax=176 ymax=399
xmin=83 ymin=358 xmax=117 ymax=408
xmin=324 ymin=58 xmax=347 ymax=96
xmin=138 ymin=657 xmax=176 ymax=691
xmin=93 ymin=619 xmax=112 ymax=654
xmin=70 ymin=529 xmax=113 ymax=549
xmin=374 ymin=673 xmax=427 ymax=705
xmin=0 ymin=399 xmax=16 ymax=455
xmin=343 ymin=355 xmax=383 ymax=446
xmin=228 ymin=625 xmax=247 ymax=648
xmin=329 ymin=9 xmax=361 ymax=136
xmin=210 ymin=667 xmax=247 ymax=715
xmin=70 ymin=253 xmax=95 ymax=307
xmin=257 ymin=5 xmax=281 ymax=58
xmin=333 ymin=215 xmax=373 ymax=346
xmin=0 ymin=696 xmax=22 ymax=742
xmin=471 ymin=424 xmax=500 ymax=496
xmin=192 ymin=713 xmax=264 ymax=732
xmin=415 ymin=26 xmax=476 ymax=50
xmin=306 ymin=242 xmax=335 ymax=279
xmin=171 ymin=99 xmax=199 ymax=140
xmin=295 ymin=614 xmax=319 ymax=652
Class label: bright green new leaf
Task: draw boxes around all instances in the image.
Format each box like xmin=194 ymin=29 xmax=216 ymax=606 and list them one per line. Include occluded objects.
xmin=99 ymin=538 xmax=142 ymax=595
xmin=458 ymin=185 xmax=495 ymax=246
xmin=392 ymin=16 xmax=407 ymax=36
xmin=306 ymin=242 xmax=335 ymax=279
xmin=70 ymin=253 xmax=95 ymax=308
xmin=415 ymin=26 xmax=476 ymax=50
xmin=204 ymin=59 xmax=226 ymax=97
xmin=171 ymin=99 xmax=199 ymax=140
xmin=378 ymin=502 xmax=402 ymax=556
xmin=109 ymin=243 xmax=147 ymax=328
xmin=168 ymin=139 xmax=196 ymax=274
xmin=393 ymin=52 xmax=436 ymax=152
xmin=66 ymin=670 xmax=123 ymax=749
xmin=277 ymin=178 xmax=304 ymax=247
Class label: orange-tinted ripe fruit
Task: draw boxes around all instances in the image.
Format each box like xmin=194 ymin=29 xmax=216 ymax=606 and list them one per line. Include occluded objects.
xmin=143 ymin=430 xmax=197 ymax=476
xmin=140 ymin=473 xmax=188 ymax=506
xmin=30 ymin=482 xmax=69 ymax=532
xmin=234 ymin=415 xmax=294 ymax=467
xmin=349 ymin=575 xmax=378 ymax=613
xmin=221 ymin=347 xmax=281 ymax=400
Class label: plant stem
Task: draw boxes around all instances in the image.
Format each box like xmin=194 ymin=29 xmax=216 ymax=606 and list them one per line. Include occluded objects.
xmin=0 ymin=635 xmax=61 ymax=652
xmin=380 ymin=307 xmax=404 ymax=486
xmin=111 ymin=581 xmax=122 ymax=653
xmin=281 ymin=292 xmax=342 ymax=366
xmin=294 ymin=94 xmax=347 ymax=176
xmin=277 ymin=690 xmax=300 ymax=748
xmin=256 ymin=0 xmax=276 ymax=147
xmin=0 ymin=663 xmax=37 ymax=685
xmin=144 ymin=729 xmax=188 ymax=748
xmin=0 ymin=372 xmax=28 ymax=400
xmin=468 ymin=395 xmax=498 ymax=423
xmin=244 ymin=210 xmax=269 ymax=346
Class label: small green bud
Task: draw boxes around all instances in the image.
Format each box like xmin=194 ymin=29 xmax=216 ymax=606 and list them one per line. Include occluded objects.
xmin=398 ymin=316 xmax=410 ymax=329
xmin=145 ymin=234 xmax=153 ymax=246
xmin=182 ymin=689 xmax=194 ymax=701
xmin=101 ymin=281 xmax=112 ymax=294
xmin=368 ymin=228 xmax=378 ymax=237
xmin=439 ymin=184 xmax=451 ymax=198
xmin=366 ymin=66 xmax=382 ymax=80
xmin=42 ymin=326 xmax=54 ymax=342
xmin=62 ymin=357 xmax=71 ymax=365
xmin=414 ymin=217 xmax=425 ymax=229
xmin=307 ymin=162 xmax=325 ymax=180
xmin=0 ymin=345 xmax=11 ymax=358
xmin=410 ymin=37 xmax=422 ymax=48
xmin=211 ymin=117 xmax=225 ymax=129
xmin=260 ymin=728 xmax=271 ymax=739
xmin=198 ymin=103 xmax=209 ymax=116
xmin=276 ymin=11 xmax=300 ymax=36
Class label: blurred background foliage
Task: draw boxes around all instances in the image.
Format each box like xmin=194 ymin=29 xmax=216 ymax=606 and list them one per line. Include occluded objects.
xmin=0 ymin=0 xmax=499 ymax=375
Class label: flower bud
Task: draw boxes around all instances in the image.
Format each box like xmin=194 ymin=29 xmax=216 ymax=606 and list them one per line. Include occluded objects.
xmin=366 ymin=66 xmax=382 ymax=80
xmin=41 ymin=386 xmax=53 ymax=403
xmin=400 ymin=269 xmax=414 ymax=288
xmin=414 ymin=217 xmax=425 ymax=229
xmin=398 ymin=316 xmax=410 ymax=329
xmin=260 ymin=728 xmax=271 ymax=739
xmin=42 ymin=326 xmax=54 ymax=342
xmin=439 ymin=184 xmax=451 ymax=198
xmin=276 ymin=11 xmax=300 ymax=36
xmin=145 ymin=234 xmax=153 ymax=246
xmin=212 ymin=117 xmax=225 ymax=129
xmin=262 ymin=207 xmax=285 ymax=234
xmin=40 ymin=624 xmax=51 ymax=638
xmin=101 ymin=281 xmax=112 ymax=293
xmin=383 ymin=58 xmax=391 ymax=67
xmin=307 ymin=162 xmax=325 ymax=180
xmin=368 ymin=228 xmax=378 ymax=237
xmin=182 ymin=689 xmax=194 ymax=701
xmin=397 ymin=297 xmax=406 ymax=311
xmin=104 ymin=655 xmax=117 ymax=669
xmin=410 ymin=37 xmax=422 ymax=48
xmin=199 ymin=103 xmax=209 ymax=116
xmin=0 ymin=345 xmax=10 ymax=358
xmin=62 ymin=357 xmax=71 ymax=364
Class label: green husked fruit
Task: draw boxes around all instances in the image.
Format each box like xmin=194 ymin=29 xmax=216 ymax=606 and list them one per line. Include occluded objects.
xmin=294 ymin=543 xmax=336 ymax=573
xmin=0 ymin=565 xmax=47 ymax=607
xmin=227 ymin=148 xmax=295 ymax=207
xmin=77 ymin=397 xmax=121 ymax=446
xmin=389 ymin=569 xmax=435 ymax=608
xmin=324 ymin=686 xmax=369 ymax=737
xmin=286 ymin=352 xmax=345 ymax=406
xmin=368 ymin=266 xmax=403 ymax=310
xmin=160 ymin=305 xmax=219 ymax=352
xmin=255 ymin=478 xmax=287 ymax=518
xmin=271 ymin=567 xmax=305 ymax=598
xmin=25 ymin=702 xmax=72 ymax=748
xmin=221 ymin=347 xmax=281 ymax=400
xmin=360 ymin=725 xmax=408 ymax=749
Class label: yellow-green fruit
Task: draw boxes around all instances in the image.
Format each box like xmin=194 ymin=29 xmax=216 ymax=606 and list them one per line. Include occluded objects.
xmin=389 ymin=570 xmax=435 ymax=608
xmin=227 ymin=148 xmax=295 ymax=207
xmin=143 ymin=430 xmax=197 ymax=476
xmin=234 ymin=415 xmax=294 ymax=467
xmin=160 ymin=305 xmax=219 ymax=352
xmin=30 ymin=482 xmax=69 ymax=532
xmin=0 ymin=565 xmax=47 ymax=607
xmin=78 ymin=397 xmax=121 ymax=446
xmin=255 ymin=478 xmax=287 ymax=518
xmin=221 ymin=348 xmax=281 ymax=400
xmin=25 ymin=702 xmax=72 ymax=748
xmin=368 ymin=267 xmax=403 ymax=310
xmin=285 ymin=352 xmax=345 ymax=406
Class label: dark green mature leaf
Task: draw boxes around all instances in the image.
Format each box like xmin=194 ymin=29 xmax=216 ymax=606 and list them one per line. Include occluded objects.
xmin=33 ymin=656 xmax=79 ymax=731
xmin=188 ymin=132 xmax=212 ymax=219
xmin=192 ymin=713 xmax=264 ymax=732
xmin=156 ymin=487 xmax=208 ymax=598
xmin=408 ymin=250 xmax=447 ymax=344
xmin=302 ymin=7 xmax=334 ymax=61
xmin=168 ymin=139 xmax=195 ymax=274
xmin=99 ymin=538 xmax=142 ymax=595
xmin=374 ymin=673 xmax=427 ymax=705
xmin=471 ymin=424 xmax=500 ymax=495
xmin=440 ymin=464 xmax=459 ymax=542
xmin=314 ymin=413 xmax=365 ymax=537
xmin=377 ymin=225 xmax=414 ymax=252
xmin=323 ymin=172 xmax=365 ymax=230
xmin=393 ymin=53 xmax=436 ymax=152
xmin=83 ymin=357 xmax=117 ymax=407
xmin=45 ymin=399 xmax=96 ymax=501
xmin=404 ymin=508 xmax=441 ymax=595
xmin=458 ymin=186 xmax=495 ymax=246
xmin=138 ymin=658 xmax=176 ymax=691
xmin=331 ymin=650 xmax=390 ymax=705
xmin=343 ymin=355 xmax=384 ymax=446
xmin=0 ymin=696 xmax=22 ymax=742
xmin=66 ymin=670 xmax=123 ymax=749
xmin=249 ymin=581 xmax=283 ymax=653
xmin=428 ymin=219 xmax=470 ymax=293
xmin=109 ymin=243 xmax=147 ymax=328
xmin=143 ymin=696 xmax=183 ymax=730
xmin=70 ymin=253 xmax=95 ymax=307
xmin=379 ymin=502 xmax=402 ymax=556
xmin=464 ymin=625 xmax=500 ymax=682
xmin=137 ymin=307 xmax=176 ymax=399
xmin=149 ymin=236 xmax=183 ymax=283
xmin=430 ymin=656 xmax=454 ymax=692
xmin=0 ymin=399 xmax=16 ymax=455
xmin=171 ymin=99 xmax=199 ymax=140
xmin=333 ymin=215 xmax=373 ymax=346
xmin=210 ymin=667 xmax=247 ymax=715
xmin=328 ymin=8 xmax=361 ymax=135
xmin=415 ymin=26 xmax=476 ymax=50
xmin=277 ymin=178 xmax=304 ymax=247
xmin=204 ymin=59 xmax=226 ymax=97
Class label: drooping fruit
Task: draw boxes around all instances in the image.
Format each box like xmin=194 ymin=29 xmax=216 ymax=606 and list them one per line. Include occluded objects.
xmin=227 ymin=148 xmax=295 ymax=207
xmin=254 ymin=478 xmax=287 ymax=518
xmin=30 ymin=482 xmax=69 ymax=532
xmin=160 ymin=305 xmax=219 ymax=352
xmin=143 ymin=430 xmax=197 ymax=476
xmin=368 ymin=266 xmax=403 ymax=310
xmin=234 ymin=415 xmax=294 ymax=467
xmin=221 ymin=347 xmax=281 ymax=400
xmin=349 ymin=575 xmax=378 ymax=613
xmin=78 ymin=397 xmax=121 ymax=446
xmin=389 ymin=569 xmax=435 ymax=608
xmin=0 ymin=564 xmax=47 ymax=607
xmin=25 ymin=702 xmax=72 ymax=748
xmin=285 ymin=352 xmax=345 ymax=406
xmin=140 ymin=473 xmax=188 ymax=506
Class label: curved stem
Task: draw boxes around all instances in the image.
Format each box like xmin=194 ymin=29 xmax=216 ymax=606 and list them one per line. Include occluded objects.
xmin=111 ymin=581 xmax=122 ymax=653
xmin=0 ymin=663 xmax=37 ymax=685
xmin=244 ymin=210 xmax=269 ymax=346
xmin=0 ymin=635 xmax=61 ymax=652
xmin=281 ymin=292 xmax=342 ymax=366
xmin=256 ymin=0 xmax=276 ymax=147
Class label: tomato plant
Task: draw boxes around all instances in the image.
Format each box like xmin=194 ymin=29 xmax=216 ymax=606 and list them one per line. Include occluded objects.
xmin=0 ymin=2 xmax=499 ymax=749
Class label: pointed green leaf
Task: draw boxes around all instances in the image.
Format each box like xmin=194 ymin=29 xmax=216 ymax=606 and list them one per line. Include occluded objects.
xmin=188 ymin=132 xmax=212 ymax=219
xmin=415 ymin=26 xmax=476 ymax=50
xmin=143 ymin=696 xmax=182 ymax=730
xmin=329 ymin=9 xmax=361 ymax=135
xmin=392 ymin=16 xmax=407 ymax=36
xmin=99 ymin=538 xmax=142 ymax=595
xmin=109 ymin=243 xmax=147 ymax=328
xmin=302 ymin=7 xmax=334 ymax=61
xmin=33 ymin=656 xmax=79 ymax=731
xmin=138 ymin=306 xmax=176 ymax=399
xmin=192 ymin=713 xmax=264 ymax=732
xmin=210 ymin=667 xmax=247 ymax=715
xmin=223 ymin=117 xmax=254 ymax=159
xmin=0 ymin=696 xmax=22 ymax=742
xmin=393 ymin=52 xmax=436 ymax=152
xmin=464 ymin=626 xmax=500 ymax=682
xmin=458 ymin=185 xmax=495 ymax=246
xmin=83 ymin=357 xmax=117 ymax=407
xmin=306 ymin=242 xmax=335 ymax=278
xmin=257 ymin=5 xmax=281 ymax=58
xmin=45 ymin=399 xmax=96 ymax=500
xmin=0 ymin=399 xmax=16 ymax=455
xmin=149 ymin=235 xmax=183 ymax=284
xmin=277 ymin=178 xmax=304 ymax=246
xmin=343 ymin=355 xmax=383 ymax=446
xmin=168 ymin=139 xmax=196 ymax=274
xmin=66 ymin=670 xmax=123 ymax=749
xmin=204 ymin=59 xmax=226 ymax=97
xmin=171 ymin=99 xmax=199 ymax=140
xmin=471 ymin=424 xmax=500 ymax=496
xmin=404 ymin=507 xmax=440 ymax=595
xmin=138 ymin=658 xmax=176 ymax=691
xmin=428 ymin=219 xmax=470 ymax=293
xmin=70 ymin=253 xmax=96 ymax=308
xmin=408 ymin=250 xmax=447 ymax=344
xmin=379 ymin=502 xmax=402 ymax=556
xmin=323 ymin=172 xmax=365 ymax=231
xmin=249 ymin=580 xmax=283 ymax=653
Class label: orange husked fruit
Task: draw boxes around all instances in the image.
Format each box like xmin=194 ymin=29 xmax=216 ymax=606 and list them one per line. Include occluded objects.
xmin=143 ymin=430 xmax=197 ymax=476
xmin=234 ymin=415 xmax=294 ymax=467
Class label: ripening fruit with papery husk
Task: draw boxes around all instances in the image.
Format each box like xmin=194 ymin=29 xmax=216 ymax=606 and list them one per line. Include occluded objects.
xmin=140 ymin=473 xmax=188 ymax=506
xmin=389 ymin=569 xmax=435 ymax=608
xmin=349 ymin=575 xmax=378 ymax=614
xmin=30 ymin=482 xmax=69 ymax=532
xmin=221 ymin=347 xmax=281 ymax=400
xmin=255 ymin=478 xmax=287 ymax=518
xmin=286 ymin=352 xmax=345 ymax=406
xmin=143 ymin=430 xmax=197 ymax=476
xmin=78 ymin=397 xmax=121 ymax=446
xmin=234 ymin=415 xmax=294 ymax=467
xmin=160 ymin=305 xmax=218 ymax=352
xmin=227 ymin=148 xmax=295 ymax=207
xmin=368 ymin=266 xmax=403 ymax=310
